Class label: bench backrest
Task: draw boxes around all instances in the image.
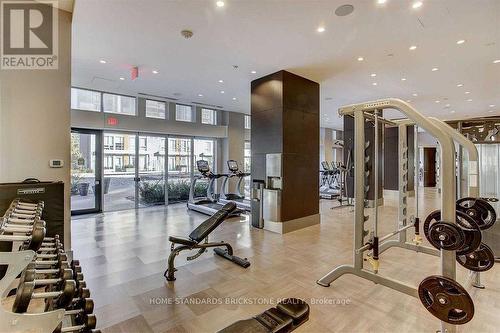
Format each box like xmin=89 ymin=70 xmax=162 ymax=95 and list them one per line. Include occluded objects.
xmin=189 ymin=202 xmax=236 ymax=242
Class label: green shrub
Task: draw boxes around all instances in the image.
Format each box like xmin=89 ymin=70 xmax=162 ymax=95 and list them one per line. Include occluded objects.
xmin=139 ymin=179 xmax=211 ymax=204
xmin=139 ymin=180 xmax=165 ymax=205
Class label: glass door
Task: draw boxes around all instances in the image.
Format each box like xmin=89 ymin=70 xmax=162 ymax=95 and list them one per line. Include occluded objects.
xmin=138 ymin=135 xmax=166 ymax=207
xmin=193 ymin=138 xmax=216 ymax=199
xmin=103 ymin=132 xmax=137 ymax=211
xmin=71 ymin=129 xmax=101 ymax=215
xmin=167 ymin=137 xmax=192 ymax=203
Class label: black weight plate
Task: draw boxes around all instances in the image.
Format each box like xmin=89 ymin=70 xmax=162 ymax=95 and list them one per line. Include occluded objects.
xmin=418 ymin=275 xmax=474 ymax=325
xmin=457 ymin=197 xmax=496 ymax=230
xmin=428 ymin=222 xmax=465 ymax=251
xmin=457 ymin=243 xmax=495 ymax=272
xmin=13 ymin=281 xmax=34 ymax=313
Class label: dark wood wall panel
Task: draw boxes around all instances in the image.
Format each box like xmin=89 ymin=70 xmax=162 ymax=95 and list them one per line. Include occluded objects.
xmin=251 ymin=70 xmax=319 ymax=222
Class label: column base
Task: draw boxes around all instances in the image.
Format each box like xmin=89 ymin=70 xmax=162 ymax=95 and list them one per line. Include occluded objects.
xmin=263 ymin=213 xmax=320 ymax=234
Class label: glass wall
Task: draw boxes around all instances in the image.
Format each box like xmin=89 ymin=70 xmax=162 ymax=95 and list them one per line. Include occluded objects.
xmin=477 ymin=144 xmax=500 ymax=214
xmin=137 ymin=135 xmax=166 ymax=207
xmin=243 ymin=140 xmax=251 ymax=197
xmin=103 ymin=132 xmax=137 ymax=211
xmin=71 ymin=131 xmax=99 ymax=213
xmin=167 ymin=137 xmax=192 ymax=203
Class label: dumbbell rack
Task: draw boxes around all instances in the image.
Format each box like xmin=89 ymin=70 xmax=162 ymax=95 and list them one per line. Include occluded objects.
xmin=0 ymin=199 xmax=99 ymax=333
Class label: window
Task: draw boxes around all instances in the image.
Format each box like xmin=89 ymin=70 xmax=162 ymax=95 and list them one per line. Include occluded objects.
xmin=175 ymin=104 xmax=193 ymax=122
xmin=103 ymin=136 xmax=114 ymax=150
xmin=244 ymin=141 xmax=251 ymax=173
xmin=244 ymin=115 xmax=251 ymax=129
xmin=146 ymin=100 xmax=166 ymax=119
xmin=103 ymin=93 xmax=136 ymax=115
xmin=201 ymin=108 xmax=216 ymax=125
xmin=115 ymin=137 xmax=124 ymax=150
xmin=104 ymin=156 xmax=113 ymax=170
xmin=71 ymin=88 xmax=101 ymax=112
xmin=139 ymin=137 xmax=147 ymax=151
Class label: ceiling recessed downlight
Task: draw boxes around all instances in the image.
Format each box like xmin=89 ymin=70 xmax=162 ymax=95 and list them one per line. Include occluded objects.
xmin=119 ymin=77 xmax=125 ymax=80
xmin=412 ymin=1 xmax=423 ymax=9
xmin=467 ymin=99 xmax=472 ymax=102
xmin=99 ymin=59 xmax=106 ymax=64
xmin=372 ymin=82 xmax=377 ymax=86
xmin=435 ymin=100 xmax=440 ymax=103
xmin=317 ymin=26 xmax=325 ymax=33
xmin=232 ymin=97 xmax=237 ymax=100
xmin=220 ymin=90 xmax=225 ymax=94
xmin=218 ymin=79 xmax=224 ymax=83
xmin=456 ymin=39 xmax=465 ymax=45
xmin=357 ymin=57 xmax=364 ymax=61
xmin=412 ymin=93 xmax=418 ymax=97
xmin=406 ymin=100 xmax=411 ymax=103
xmin=450 ymin=110 xmax=456 ymax=113
xmin=409 ymin=45 xmax=417 ymax=51
xmin=371 ymin=73 xmax=377 ymax=77
xmin=465 ymin=91 xmax=470 ymax=94
xmin=251 ymin=70 xmax=257 ymax=74
xmin=216 ymin=1 xmax=224 ymax=7
xmin=493 ymin=60 xmax=500 ymax=64
xmin=198 ymin=94 xmax=203 ymax=97
xmin=431 ymin=67 xmax=439 ymax=71
xmin=401 ymin=78 xmax=407 ymax=81
xmin=377 ymin=0 xmax=387 ymax=4
xmin=445 ymin=104 xmax=451 ymax=107
xmin=457 ymin=83 xmax=463 ymax=87
xmin=152 ymin=70 xmax=159 ymax=74
xmin=335 ymin=4 xmax=354 ymax=17
xmin=489 ymin=104 xmax=496 ymax=107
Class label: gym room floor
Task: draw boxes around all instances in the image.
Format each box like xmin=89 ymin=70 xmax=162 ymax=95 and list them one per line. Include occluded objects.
xmin=71 ymin=187 xmax=500 ymax=333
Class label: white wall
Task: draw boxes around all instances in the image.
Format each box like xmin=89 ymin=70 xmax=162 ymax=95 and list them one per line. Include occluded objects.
xmin=0 ymin=6 xmax=72 ymax=248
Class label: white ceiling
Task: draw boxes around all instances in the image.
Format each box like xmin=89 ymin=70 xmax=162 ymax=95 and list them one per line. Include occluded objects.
xmin=72 ymin=0 xmax=500 ymax=129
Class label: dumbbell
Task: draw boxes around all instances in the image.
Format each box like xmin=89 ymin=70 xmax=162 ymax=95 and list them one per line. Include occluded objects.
xmin=64 ymin=298 xmax=94 ymax=321
xmin=12 ymin=280 xmax=76 ymax=313
xmin=19 ymin=268 xmax=73 ymax=286
xmin=0 ymin=226 xmax=46 ymax=251
xmin=12 ymin=199 xmax=44 ymax=210
xmin=34 ymin=252 xmax=68 ymax=267
xmin=53 ymin=314 xmax=97 ymax=333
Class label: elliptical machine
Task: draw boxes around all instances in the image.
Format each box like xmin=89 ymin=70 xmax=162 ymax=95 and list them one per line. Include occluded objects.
xmin=219 ymin=160 xmax=251 ymax=211
xmin=187 ymin=160 xmax=243 ymax=217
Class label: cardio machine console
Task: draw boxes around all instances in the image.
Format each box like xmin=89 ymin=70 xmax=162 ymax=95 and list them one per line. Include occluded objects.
xmin=197 ymin=160 xmax=210 ymax=174
xmin=227 ymin=160 xmax=239 ymax=172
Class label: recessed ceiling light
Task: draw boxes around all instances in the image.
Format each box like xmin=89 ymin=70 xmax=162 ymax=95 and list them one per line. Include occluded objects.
xmin=317 ymin=26 xmax=326 ymax=33
xmin=409 ymin=45 xmax=417 ymax=51
xmin=412 ymin=1 xmax=423 ymax=9
xmin=489 ymin=110 xmax=494 ymax=113
xmin=465 ymin=91 xmax=470 ymax=94
xmin=198 ymin=94 xmax=203 ymax=97
xmin=357 ymin=57 xmax=364 ymax=61
xmin=435 ymin=100 xmax=440 ymax=103
xmin=250 ymin=70 xmax=257 ymax=74
xmin=450 ymin=110 xmax=456 ymax=113
xmin=232 ymin=97 xmax=237 ymax=100
xmin=445 ymin=104 xmax=451 ymax=107
xmin=218 ymin=79 xmax=224 ymax=83
xmin=152 ymin=70 xmax=159 ymax=74
xmin=493 ymin=59 xmax=500 ymax=64
xmin=456 ymin=39 xmax=465 ymax=45
xmin=467 ymin=99 xmax=472 ymax=102
xmin=412 ymin=93 xmax=418 ymax=97
xmin=372 ymin=82 xmax=377 ymax=86
xmin=406 ymin=99 xmax=411 ymax=102
xmin=401 ymin=78 xmax=407 ymax=81
xmin=489 ymin=104 xmax=495 ymax=107
xmin=371 ymin=73 xmax=377 ymax=77
xmin=220 ymin=90 xmax=225 ymax=94
xmin=431 ymin=67 xmax=439 ymax=71
xmin=377 ymin=0 xmax=387 ymax=4
xmin=216 ymin=1 xmax=224 ymax=7
xmin=119 ymin=77 xmax=125 ymax=80
xmin=99 ymin=60 xmax=106 ymax=64
xmin=457 ymin=83 xmax=463 ymax=87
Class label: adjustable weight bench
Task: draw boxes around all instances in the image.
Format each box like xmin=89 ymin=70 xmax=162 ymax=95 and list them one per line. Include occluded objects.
xmin=217 ymin=298 xmax=310 ymax=333
xmin=164 ymin=202 xmax=250 ymax=281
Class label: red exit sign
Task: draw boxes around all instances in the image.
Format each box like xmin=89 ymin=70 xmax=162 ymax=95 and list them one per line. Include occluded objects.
xmin=107 ymin=117 xmax=118 ymax=126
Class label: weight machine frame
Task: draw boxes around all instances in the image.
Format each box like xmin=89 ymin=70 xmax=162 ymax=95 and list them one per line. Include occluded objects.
xmin=317 ymin=98 xmax=458 ymax=333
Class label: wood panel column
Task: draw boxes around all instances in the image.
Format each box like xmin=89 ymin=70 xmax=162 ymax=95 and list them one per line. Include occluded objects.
xmin=251 ymin=70 xmax=320 ymax=233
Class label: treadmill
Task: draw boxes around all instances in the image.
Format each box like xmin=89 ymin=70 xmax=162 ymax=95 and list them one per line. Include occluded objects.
xmin=187 ymin=160 xmax=243 ymax=217
xmin=219 ymin=160 xmax=251 ymax=211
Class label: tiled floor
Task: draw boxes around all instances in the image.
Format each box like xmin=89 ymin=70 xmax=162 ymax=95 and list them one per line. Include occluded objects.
xmin=71 ymin=188 xmax=500 ymax=332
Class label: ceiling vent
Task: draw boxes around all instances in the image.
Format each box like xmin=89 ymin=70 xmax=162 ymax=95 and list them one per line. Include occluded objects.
xmin=335 ymin=4 xmax=354 ymax=17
